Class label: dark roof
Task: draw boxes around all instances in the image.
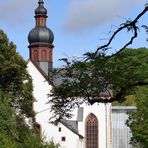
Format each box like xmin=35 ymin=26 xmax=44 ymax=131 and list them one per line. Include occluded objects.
xmin=28 ymin=0 xmax=54 ymax=47
xmin=52 ymin=68 xmax=113 ymax=99
xmin=52 ymin=68 xmax=66 ymax=86
xmin=60 ymin=120 xmax=84 ymax=139
xmin=28 ymin=26 xmax=54 ymax=47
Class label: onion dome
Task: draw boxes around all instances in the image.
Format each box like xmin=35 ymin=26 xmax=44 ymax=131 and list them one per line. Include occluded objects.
xmin=35 ymin=0 xmax=47 ymax=17
xmin=28 ymin=26 xmax=54 ymax=46
xmin=28 ymin=0 xmax=54 ymax=47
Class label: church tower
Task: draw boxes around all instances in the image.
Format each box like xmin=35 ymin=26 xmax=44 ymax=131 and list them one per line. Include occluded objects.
xmin=28 ymin=0 xmax=54 ymax=76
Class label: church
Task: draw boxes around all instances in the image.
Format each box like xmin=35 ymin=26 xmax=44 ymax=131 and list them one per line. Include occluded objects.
xmin=27 ymin=1 xmax=134 ymax=148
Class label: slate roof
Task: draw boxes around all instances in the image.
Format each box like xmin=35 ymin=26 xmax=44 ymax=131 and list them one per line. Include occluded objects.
xmin=60 ymin=119 xmax=84 ymax=139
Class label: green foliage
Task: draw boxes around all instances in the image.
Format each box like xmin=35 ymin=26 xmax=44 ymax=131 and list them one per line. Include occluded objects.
xmin=0 ymin=30 xmax=34 ymax=118
xmin=0 ymin=93 xmax=17 ymax=148
xmin=127 ymin=87 xmax=148 ymax=147
xmin=112 ymin=95 xmax=137 ymax=106
xmin=50 ymin=48 xmax=148 ymax=120
xmin=109 ymin=48 xmax=148 ymax=97
xmin=0 ymin=30 xmax=58 ymax=148
xmin=0 ymin=97 xmax=58 ymax=148
xmin=0 ymin=133 xmax=16 ymax=148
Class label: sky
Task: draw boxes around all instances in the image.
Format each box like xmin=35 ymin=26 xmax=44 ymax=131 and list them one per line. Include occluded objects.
xmin=0 ymin=0 xmax=147 ymax=67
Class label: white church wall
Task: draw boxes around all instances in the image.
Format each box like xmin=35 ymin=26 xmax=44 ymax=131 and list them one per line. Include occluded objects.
xmin=57 ymin=123 xmax=82 ymax=148
xmin=27 ymin=61 xmax=56 ymax=137
xmin=106 ymin=103 xmax=112 ymax=148
xmin=36 ymin=110 xmax=82 ymax=148
xmin=35 ymin=110 xmax=58 ymax=141
xmin=27 ymin=61 xmax=83 ymax=148
xmin=27 ymin=61 xmax=52 ymax=113
xmin=77 ymin=103 xmax=111 ymax=148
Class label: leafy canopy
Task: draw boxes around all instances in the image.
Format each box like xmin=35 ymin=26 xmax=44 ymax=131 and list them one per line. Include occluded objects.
xmin=0 ymin=30 xmax=34 ymax=117
xmin=127 ymin=87 xmax=148 ymax=148
xmin=50 ymin=48 xmax=148 ymax=120
xmin=49 ymin=5 xmax=148 ymax=121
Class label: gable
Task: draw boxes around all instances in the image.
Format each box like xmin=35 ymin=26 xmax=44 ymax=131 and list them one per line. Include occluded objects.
xmin=27 ymin=59 xmax=48 ymax=81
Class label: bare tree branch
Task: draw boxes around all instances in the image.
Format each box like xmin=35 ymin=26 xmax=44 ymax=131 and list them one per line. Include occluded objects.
xmin=94 ymin=6 xmax=148 ymax=57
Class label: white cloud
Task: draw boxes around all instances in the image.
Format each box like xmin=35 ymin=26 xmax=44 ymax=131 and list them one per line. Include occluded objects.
xmin=0 ymin=0 xmax=35 ymax=26
xmin=63 ymin=0 xmax=146 ymax=32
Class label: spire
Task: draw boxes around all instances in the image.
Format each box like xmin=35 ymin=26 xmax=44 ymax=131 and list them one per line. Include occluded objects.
xmin=28 ymin=0 xmax=54 ymax=75
xmin=28 ymin=0 xmax=54 ymax=46
xmin=35 ymin=0 xmax=47 ymax=17
xmin=38 ymin=0 xmax=44 ymax=5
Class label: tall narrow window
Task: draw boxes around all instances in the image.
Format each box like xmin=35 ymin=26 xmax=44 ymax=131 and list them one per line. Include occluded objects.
xmin=59 ymin=127 xmax=61 ymax=132
xmin=41 ymin=50 xmax=47 ymax=61
xmin=85 ymin=113 xmax=98 ymax=148
xmin=34 ymin=50 xmax=38 ymax=61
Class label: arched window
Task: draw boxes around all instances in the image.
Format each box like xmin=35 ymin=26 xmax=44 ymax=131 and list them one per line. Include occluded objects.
xmin=85 ymin=113 xmax=98 ymax=148
xmin=35 ymin=123 xmax=41 ymax=136
xmin=34 ymin=50 xmax=38 ymax=61
xmin=41 ymin=50 xmax=47 ymax=60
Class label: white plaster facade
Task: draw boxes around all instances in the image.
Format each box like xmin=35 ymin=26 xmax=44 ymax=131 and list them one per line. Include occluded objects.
xmin=27 ymin=60 xmax=112 ymax=148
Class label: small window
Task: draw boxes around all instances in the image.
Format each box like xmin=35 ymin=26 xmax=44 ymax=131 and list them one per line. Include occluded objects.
xmin=41 ymin=50 xmax=47 ymax=60
xmin=61 ymin=137 xmax=66 ymax=142
xmin=34 ymin=50 xmax=38 ymax=61
xmin=59 ymin=127 xmax=61 ymax=132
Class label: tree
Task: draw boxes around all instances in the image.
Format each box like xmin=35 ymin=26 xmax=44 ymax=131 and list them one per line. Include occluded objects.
xmin=0 ymin=30 xmax=58 ymax=148
xmin=126 ymin=87 xmax=148 ymax=148
xmin=50 ymin=48 xmax=148 ymax=120
xmin=0 ymin=30 xmax=34 ymax=118
xmin=0 ymin=96 xmax=59 ymax=148
xmin=0 ymin=92 xmax=17 ymax=148
xmin=112 ymin=95 xmax=137 ymax=106
xmin=50 ymin=4 xmax=148 ymax=120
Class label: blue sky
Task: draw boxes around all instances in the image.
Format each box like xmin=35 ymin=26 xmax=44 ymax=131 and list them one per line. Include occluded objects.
xmin=0 ymin=0 xmax=147 ymax=67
